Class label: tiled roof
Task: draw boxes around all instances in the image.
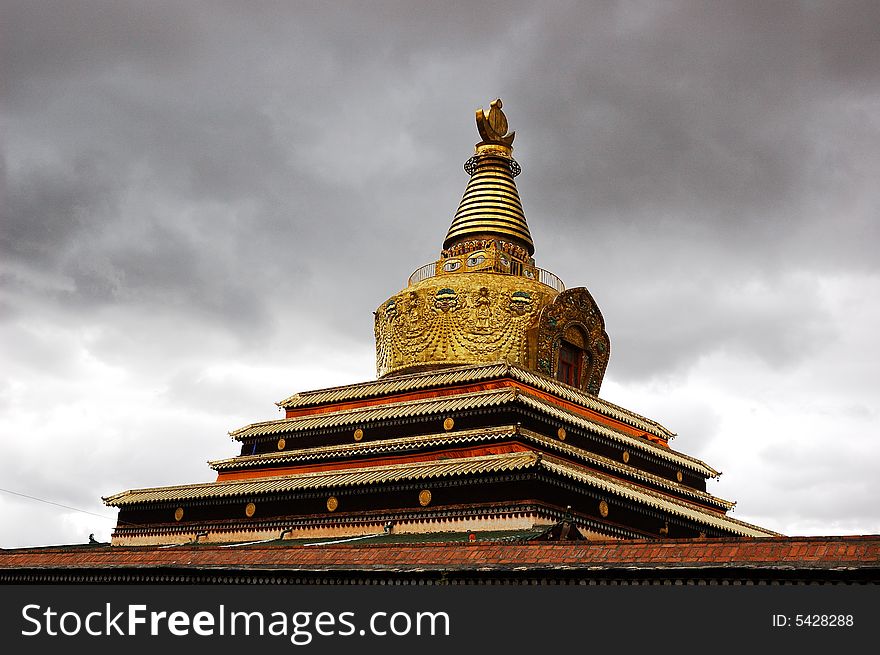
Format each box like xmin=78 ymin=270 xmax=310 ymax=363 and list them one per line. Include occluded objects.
xmin=277 ymin=362 xmax=674 ymax=440
xmin=210 ymin=426 xmax=519 ymax=469
xmin=237 ymin=386 xmax=716 ymax=477
xmin=277 ymin=363 xmax=509 ymax=408
xmin=506 ymin=366 xmax=674 ymax=439
xmin=209 ymin=425 xmax=733 ymax=510
xmin=105 ymin=449 xmax=758 ymax=535
xmin=2 ymin=536 xmax=878 ymax=575
xmin=522 ymin=428 xmax=731 ymax=510
xmin=104 ymin=451 xmax=539 ymax=507
xmin=516 ymin=392 xmax=717 ymax=476
xmin=539 ymin=456 xmax=769 ymax=537
xmin=233 ymin=387 xmax=516 ymax=439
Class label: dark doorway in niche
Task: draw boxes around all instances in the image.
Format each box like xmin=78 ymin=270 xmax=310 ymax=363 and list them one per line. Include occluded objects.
xmin=556 ymin=341 xmax=583 ymax=387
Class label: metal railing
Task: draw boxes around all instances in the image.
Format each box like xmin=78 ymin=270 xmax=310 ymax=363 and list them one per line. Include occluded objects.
xmin=407 ymin=253 xmax=565 ymax=292
xmin=536 ymin=268 xmax=566 ymax=292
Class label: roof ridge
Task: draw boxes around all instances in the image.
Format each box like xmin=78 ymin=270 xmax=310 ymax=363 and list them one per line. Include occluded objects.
xmin=104 ymin=449 xmax=541 ymax=507
xmin=277 ymin=362 xmax=508 ymax=408
xmin=512 ymin=391 xmax=718 ymax=477
xmin=516 ymin=427 xmax=733 ymax=510
xmin=538 ymin=457 xmax=778 ymax=537
xmin=505 ymin=365 xmax=675 ymax=439
xmin=234 ymin=385 xmax=517 ymax=437
xmin=210 ymin=425 xmax=520 ymax=470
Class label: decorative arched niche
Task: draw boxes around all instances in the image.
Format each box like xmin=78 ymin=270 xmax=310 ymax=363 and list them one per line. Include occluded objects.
xmin=556 ymin=324 xmax=590 ymax=388
xmin=536 ymin=287 xmax=610 ymax=395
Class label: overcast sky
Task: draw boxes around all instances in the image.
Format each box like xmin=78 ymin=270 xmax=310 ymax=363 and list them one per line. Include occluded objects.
xmin=2 ymin=1 xmax=878 ymax=548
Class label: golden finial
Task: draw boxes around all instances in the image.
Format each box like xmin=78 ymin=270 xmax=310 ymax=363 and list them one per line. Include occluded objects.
xmin=476 ymin=98 xmax=515 ymax=147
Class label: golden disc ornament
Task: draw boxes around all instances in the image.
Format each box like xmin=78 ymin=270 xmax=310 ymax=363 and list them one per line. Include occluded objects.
xmin=326 ymin=496 xmax=339 ymax=512
xmin=354 ymin=428 xmax=363 ymax=442
xmin=622 ymin=450 xmax=630 ymax=464
xmin=245 ymin=502 xmax=256 ymax=518
xmin=676 ymin=471 xmax=683 ymax=483
xmin=418 ymin=489 xmax=432 ymax=506
xmin=443 ymin=418 xmax=455 ymax=431
xmin=174 ymin=507 xmax=184 ymax=522
xmin=557 ymin=427 xmax=566 ymax=440
xmin=598 ymin=500 xmax=609 ymax=518
xmin=277 ymin=438 xmax=286 ymax=450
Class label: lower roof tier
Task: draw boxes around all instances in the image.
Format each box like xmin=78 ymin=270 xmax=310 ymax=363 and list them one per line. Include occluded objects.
xmin=211 ymin=426 xmax=731 ymax=511
xmin=105 ymin=449 xmax=776 ymax=540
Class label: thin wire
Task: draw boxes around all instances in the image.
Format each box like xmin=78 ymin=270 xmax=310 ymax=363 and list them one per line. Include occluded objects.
xmin=0 ymin=486 xmax=116 ymax=522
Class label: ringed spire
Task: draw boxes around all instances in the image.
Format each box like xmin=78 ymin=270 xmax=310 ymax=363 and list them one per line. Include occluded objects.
xmin=444 ymin=99 xmax=535 ymax=256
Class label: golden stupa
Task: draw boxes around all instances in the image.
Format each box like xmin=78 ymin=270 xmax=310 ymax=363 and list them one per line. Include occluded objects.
xmin=100 ymin=98 xmax=777 ymax=547
xmin=375 ymin=99 xmax=610 ymax=394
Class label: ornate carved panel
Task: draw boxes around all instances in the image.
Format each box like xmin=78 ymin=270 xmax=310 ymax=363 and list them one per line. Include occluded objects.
xmin=536 ymin=287 xmax=610 ymax=395
xmin=375 ymin=273 xmax=557 ymax=377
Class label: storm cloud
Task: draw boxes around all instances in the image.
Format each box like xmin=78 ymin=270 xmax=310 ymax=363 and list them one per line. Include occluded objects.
xmin=2 ymin=1 xmax=878 ymax=546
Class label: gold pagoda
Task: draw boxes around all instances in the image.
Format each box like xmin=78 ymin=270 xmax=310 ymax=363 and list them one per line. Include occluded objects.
xmin=104 ymin=100 xmax=777 ymax=545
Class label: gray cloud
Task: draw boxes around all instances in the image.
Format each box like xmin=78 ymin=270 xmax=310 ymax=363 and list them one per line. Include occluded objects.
xmin=513 ymin=2 xmax=880 ymax=274
xmin=1 ymin=0 xmax=878 ymax=546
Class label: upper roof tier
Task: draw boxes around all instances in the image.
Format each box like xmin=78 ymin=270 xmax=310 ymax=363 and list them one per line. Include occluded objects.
xmin=443 ymin=99 xmax=535 ymax=256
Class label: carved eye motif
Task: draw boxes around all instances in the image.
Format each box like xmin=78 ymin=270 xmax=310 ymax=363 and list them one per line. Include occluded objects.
xmin=443 ymin=259 xmax=462 ymax=272
xmin=467 ymin=254 xmax=486 ymax=267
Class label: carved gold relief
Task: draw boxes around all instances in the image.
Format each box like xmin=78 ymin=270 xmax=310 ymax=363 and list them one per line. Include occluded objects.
xmin=563 ymin=324 xmax=585 ymax=348
xmin=326 ymin=496 xmax=339 ymax=512
xmin=245 ymin=502 xmax=256 ymax=518
xmin=375 ymin=273 xmax=556 ymax=377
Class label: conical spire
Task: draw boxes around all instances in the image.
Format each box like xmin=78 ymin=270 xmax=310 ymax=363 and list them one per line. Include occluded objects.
xmin=443 ymin=99 xmax=535 ymax=256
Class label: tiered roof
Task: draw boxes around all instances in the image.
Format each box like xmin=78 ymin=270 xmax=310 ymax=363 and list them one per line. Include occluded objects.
xmin=101 ymin=100 xmax=777 ymax=546
xmin=107 ymin=449 xmax=762 ymax=536
xmin=235 ymin=374 xmax=715 ymax=475
xmin=207 ymin=424 xmax=732 ymax=510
